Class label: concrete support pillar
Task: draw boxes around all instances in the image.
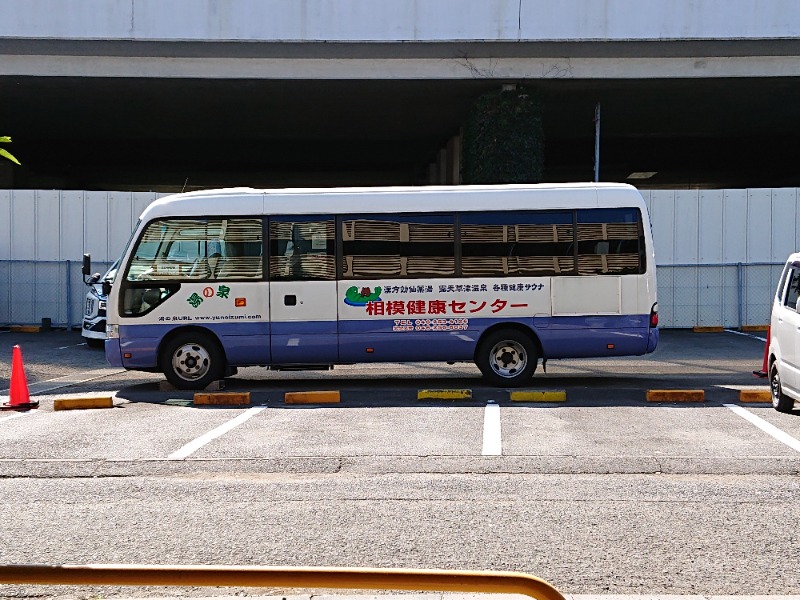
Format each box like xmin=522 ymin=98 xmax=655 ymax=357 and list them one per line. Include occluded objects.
xmin=427 ymin=162 xmax=438 ymax=184
xmin=427 ymin=134 xmax=462 ymax=185
xmin=437 ymin=149 xmax=447 ymax=184
xmin=446 ymin=134 xmax=461 ymax=184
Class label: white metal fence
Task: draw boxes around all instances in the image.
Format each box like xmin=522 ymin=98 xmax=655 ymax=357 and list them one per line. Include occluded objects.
xmin=0 ymin=189 xmax=160 ymax=329
xmin=641 ymin=188 xmax=800 ymax=328
xmin=1 ymin=188 xmax=798 ymax=329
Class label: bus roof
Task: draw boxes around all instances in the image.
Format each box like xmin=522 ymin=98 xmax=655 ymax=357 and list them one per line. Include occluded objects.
xmin=139 ymin=182 xmax=646 ymax=221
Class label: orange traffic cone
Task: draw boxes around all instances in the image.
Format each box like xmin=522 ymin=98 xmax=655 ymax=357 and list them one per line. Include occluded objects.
xmin=2 ymin=345 xmax=39 ymax=410
xmin=753 ymin=326 xmax=770 ymax=378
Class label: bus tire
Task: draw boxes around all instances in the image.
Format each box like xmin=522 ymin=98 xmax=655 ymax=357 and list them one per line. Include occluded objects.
xmin=770 ymin=363 xmax=794 ymax=413
xmin=160 ymin=330 xmax=226 ymax=391
xmin=476 ymin=328 xmax=537 ymax=387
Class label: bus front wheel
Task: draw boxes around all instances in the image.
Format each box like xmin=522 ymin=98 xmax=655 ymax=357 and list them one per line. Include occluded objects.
xmin=160 ymin=331 xmax=225 ymax=390
xmin=476 ymin=329 xmax=537 ymax=387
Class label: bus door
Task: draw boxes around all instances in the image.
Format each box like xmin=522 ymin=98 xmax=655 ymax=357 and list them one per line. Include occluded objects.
xmin=268 ymin=217 xmax=338 ymax=364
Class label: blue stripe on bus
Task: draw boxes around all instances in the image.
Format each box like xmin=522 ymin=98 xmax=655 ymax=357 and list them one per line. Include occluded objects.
xmin=116 ymin=314 xmax=656 ymax=369
xmin=118 ymin=322 xmax=270 ymax=369
xmin=339 ymin=315 xmax=653 ymax=362
xmin=271 ymin=321 xmax=337 ymax=335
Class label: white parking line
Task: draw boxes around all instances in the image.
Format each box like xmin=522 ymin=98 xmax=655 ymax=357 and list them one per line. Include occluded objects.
xmin=0 ymin=411 xmax=30 ymax=424
xmin=0 ymin=368 xmax=124 ymax=395
xmin=725 ymin=329 xmax=767 ymax=343
xmin=168 ymin=406 xmax=266 ymax=460
xmin=725 ymin=403 xmax=800 ymax=453
xmin=482 ymin=401 xmax=502 ymax=456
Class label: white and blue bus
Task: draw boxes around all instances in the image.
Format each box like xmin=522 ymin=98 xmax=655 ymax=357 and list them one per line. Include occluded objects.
xmin=100 ymin=183 xmax=658 ymax=390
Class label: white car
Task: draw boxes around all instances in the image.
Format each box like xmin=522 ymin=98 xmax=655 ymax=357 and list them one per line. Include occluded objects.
xmin=770 ymin=252 xmax=800 ymax=412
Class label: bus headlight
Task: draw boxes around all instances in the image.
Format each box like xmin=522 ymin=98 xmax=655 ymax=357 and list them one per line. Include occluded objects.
xmin=106 ymin=324 xmax=119 ymax=339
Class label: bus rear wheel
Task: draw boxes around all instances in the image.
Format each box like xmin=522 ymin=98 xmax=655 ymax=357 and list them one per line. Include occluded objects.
xmin=477 ymin=329 xmax=537 ymax=387
xmin=161 ymin=331 xmax=225 ymax=390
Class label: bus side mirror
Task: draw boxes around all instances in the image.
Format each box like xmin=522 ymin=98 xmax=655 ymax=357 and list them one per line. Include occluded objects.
xmin=83 ymin=253 xmax=101 ymax=284
xmin=102 ymin=280 xmax=112 ymax=297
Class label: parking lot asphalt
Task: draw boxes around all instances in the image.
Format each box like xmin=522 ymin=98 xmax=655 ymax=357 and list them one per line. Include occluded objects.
xmin=2 ymin=327 xmax=799 ymax=600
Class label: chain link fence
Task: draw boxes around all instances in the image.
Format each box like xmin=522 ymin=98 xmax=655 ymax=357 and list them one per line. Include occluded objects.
xmin=0 ymin=259 xmax=784 ymax=329
xmin=657 ymin=262 xmax=783 ymax=328
xmin=0 ymin=260 xmax=113 ymax=329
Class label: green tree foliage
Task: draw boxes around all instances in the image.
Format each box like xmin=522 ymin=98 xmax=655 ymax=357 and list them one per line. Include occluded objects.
xmin=461 ymin=86 xmax=544 ymax=184
xmin=0 ymin=135 xmax=21 ymax=165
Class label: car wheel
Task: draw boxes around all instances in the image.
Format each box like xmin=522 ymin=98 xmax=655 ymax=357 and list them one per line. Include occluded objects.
xmin=160 ymin=331 xmax=225 ymax=390
xmin=476 ymin=329 xmax=537 ymax=387
xmin=85 ymin=338 xmax=105 ymax=349
xmin=770 ymin=363 xmax=794 ymax=413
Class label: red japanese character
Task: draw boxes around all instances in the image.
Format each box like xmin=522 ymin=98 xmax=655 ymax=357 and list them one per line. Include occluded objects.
xmin=428 ymin=300 xmax=446 ymax=314
xmin=366 ymin=301 xmax=385 ymax=315
xmin=490 ymin=299 xmax=508 ymax=313
xmin=407 ymin=300 xmax=426 ymax=314
xmin=469 ymin=301 xmax=487 ymax=313
xmin=449 ymin=301 xmax=466 ymax=314
xmin=387 ymin=300 xmax=406 ymax=315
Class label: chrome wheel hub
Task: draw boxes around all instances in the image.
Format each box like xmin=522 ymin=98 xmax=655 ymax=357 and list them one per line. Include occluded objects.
xmin=172 ymin=343 xmax=211 ymax=382
xmin=489 ymin=340 xmax=527 ymax=378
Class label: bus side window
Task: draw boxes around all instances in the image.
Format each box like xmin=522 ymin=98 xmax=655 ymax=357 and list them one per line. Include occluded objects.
xmin=122 ymin=286 xmax=176 ymax=316
xmin=211 ymin=219 xmax=263 ymax=280
xmin=341 ymin=214 xmax=455 ymax=279
xmin=576 ymin=208 xmax=644 ymax=276
xmin=270 ymin=217 xmax=335 ymax=280
xmin=460 ymin=211 xmax=573 ymax=277
xmin=124 ymin=218 xmax=263 ymax=286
